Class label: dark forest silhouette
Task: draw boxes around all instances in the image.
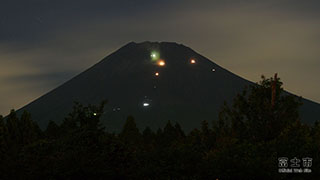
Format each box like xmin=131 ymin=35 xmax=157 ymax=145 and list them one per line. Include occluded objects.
xmin=0 ymin=76 xmax=319 ymax=179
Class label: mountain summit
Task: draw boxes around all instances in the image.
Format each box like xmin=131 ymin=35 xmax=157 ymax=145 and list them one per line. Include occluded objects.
xmin=18 ymin=41 xmax=320 ymax=132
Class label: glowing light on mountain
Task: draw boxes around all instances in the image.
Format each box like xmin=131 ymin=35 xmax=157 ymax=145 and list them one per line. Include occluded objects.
xmin=191 ymin=59 xmax=196 ymax=64
xmin=157 ymin=60 xmax=165 ymax=66
xmin=151 ymin=51 xmax=159 ymax=61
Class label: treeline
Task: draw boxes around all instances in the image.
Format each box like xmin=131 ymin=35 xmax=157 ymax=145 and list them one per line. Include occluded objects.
xmin=0 ymin=76 xmax=319 ymax=179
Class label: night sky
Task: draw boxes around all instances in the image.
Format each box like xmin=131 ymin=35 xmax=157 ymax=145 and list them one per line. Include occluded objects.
xmin=1 ymin=0 xmax=320 ymax=115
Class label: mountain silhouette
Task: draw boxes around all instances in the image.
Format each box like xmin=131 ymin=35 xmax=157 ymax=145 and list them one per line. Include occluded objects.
xmin=17 ymin=42 xmax=320 ymax=132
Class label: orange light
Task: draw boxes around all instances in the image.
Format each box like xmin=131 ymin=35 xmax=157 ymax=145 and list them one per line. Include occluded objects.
xmin=191 ymin=59 xmax=196 ymax=64
xmin=157 ymin=60 xmax=165 ymax=66
xmin=155 ymin=72 xmax=159 ymax=76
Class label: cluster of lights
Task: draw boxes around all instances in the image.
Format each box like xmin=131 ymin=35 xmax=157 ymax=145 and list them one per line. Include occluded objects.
xmin=146 ymin=51 xmax=216 ymax=109
xmin=150 ymin=51 xmax=166 ymax=67
xmin=112 ymin=107 xmax=121 ymax=112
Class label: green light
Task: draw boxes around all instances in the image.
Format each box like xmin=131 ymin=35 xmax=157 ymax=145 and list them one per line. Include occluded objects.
xmin=150 ymin=51 xmax=159 ymax=61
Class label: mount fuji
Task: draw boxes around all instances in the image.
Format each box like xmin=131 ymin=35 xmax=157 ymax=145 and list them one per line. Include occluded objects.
xmin=17 ymin=42 xmax=320 ymax=132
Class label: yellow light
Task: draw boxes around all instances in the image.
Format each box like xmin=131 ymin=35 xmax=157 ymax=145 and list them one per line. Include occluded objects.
xmin=191 ymin=59 xmax=196 ymax=64
xmin=155 ymin=72 xmax=159 ymax=76
xmin=158 ymin=60 xmax=165 ymax=66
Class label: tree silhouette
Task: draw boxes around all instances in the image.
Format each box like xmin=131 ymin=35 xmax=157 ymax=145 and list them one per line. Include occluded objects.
xmin=219 ymin=75 xmax=302 ymax=142
xmin=19 ymin=111 xmax=41 ymax=145
xmin=45 ymin=120 xmax=60 ymax=139
xmin=142 ymin=126 xmax=155 ymax=147
xmin=0 ymin=115 xmax=8 ymax=168
xmin=120 ymin=115 xmax=142 ymax=147
xmin=6 ymin=110 xmax=21 ymax=153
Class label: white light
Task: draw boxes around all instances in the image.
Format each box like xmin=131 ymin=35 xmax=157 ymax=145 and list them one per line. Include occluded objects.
xmin=143 ymin=103 xmax=150 ymax=107
xmin=151 ymin=52 xmax=160 ymax=61
xmin=93 ymin=113 xmax=97 ymax=116
xmin=212 ymin=69 xmax=216 ymax=72
xmin=191 ymin=59 xmax=196 ymax=64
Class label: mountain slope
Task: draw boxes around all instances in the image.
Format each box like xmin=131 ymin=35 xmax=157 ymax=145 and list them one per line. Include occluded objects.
xmin=17 ymin=42 xmax=320 ymax=132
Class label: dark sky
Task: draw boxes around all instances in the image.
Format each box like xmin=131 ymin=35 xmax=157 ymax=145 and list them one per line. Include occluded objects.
xmin=1 ymin=0 xmax=320 ymax=115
